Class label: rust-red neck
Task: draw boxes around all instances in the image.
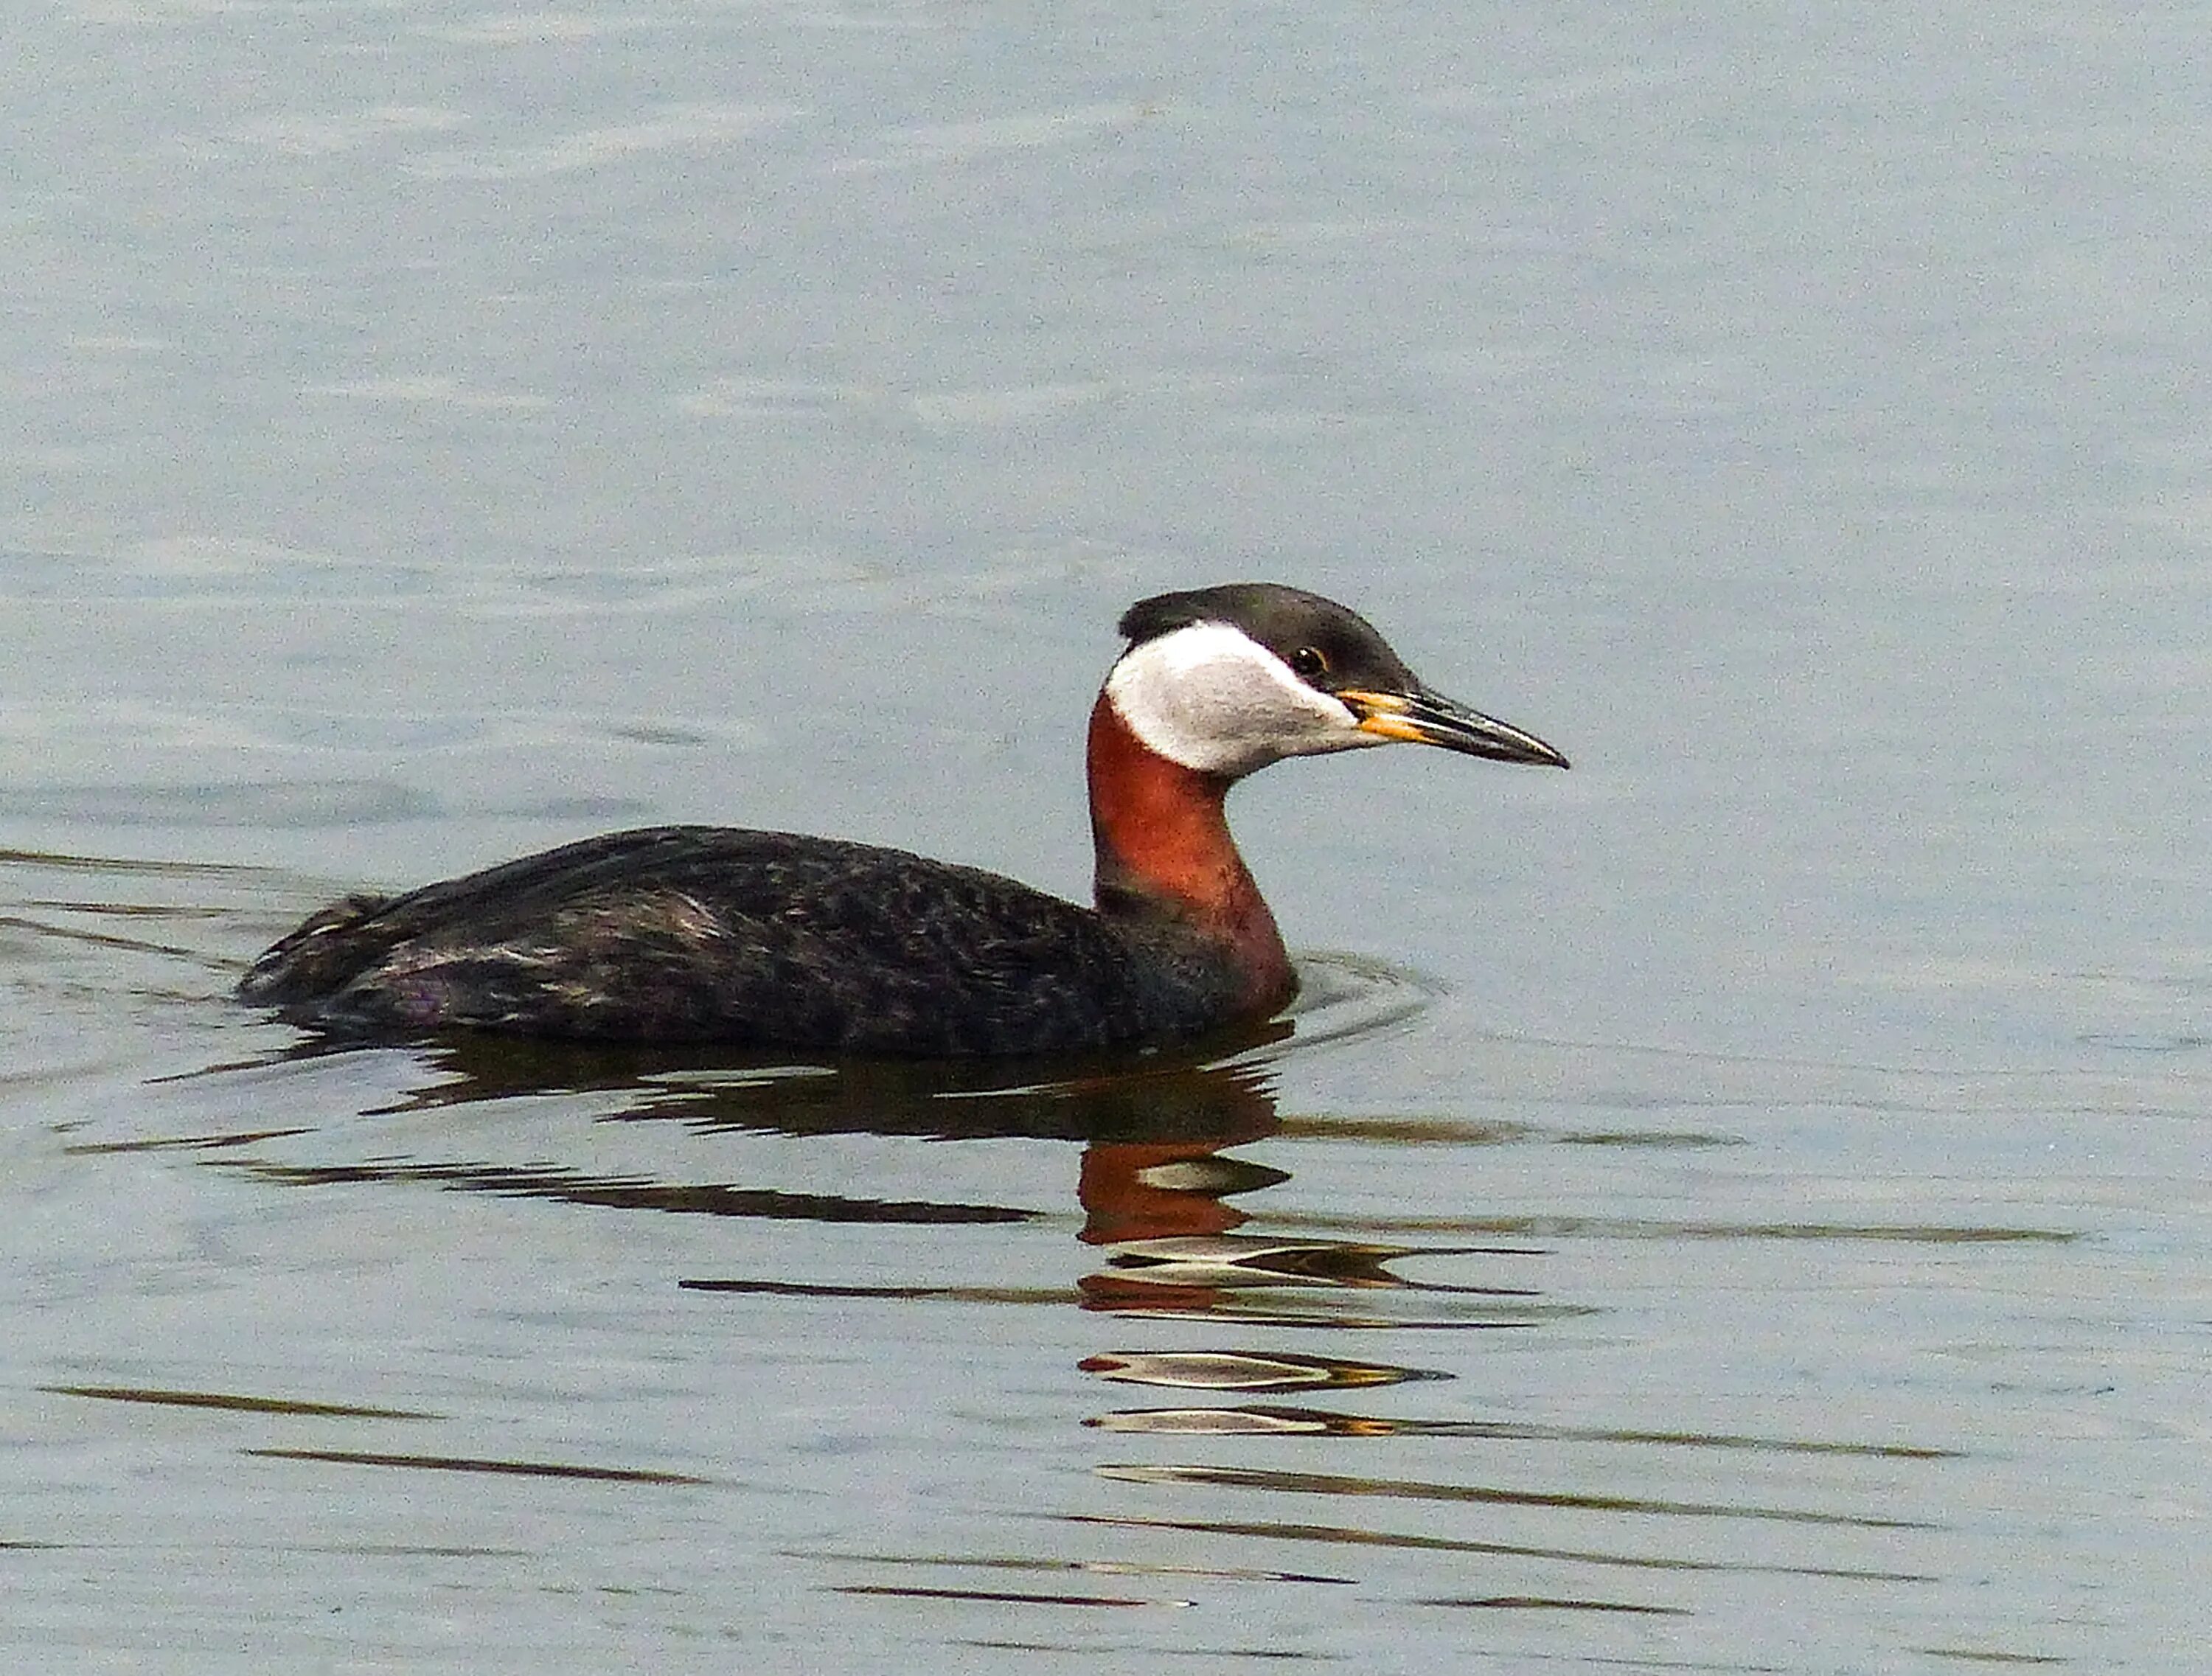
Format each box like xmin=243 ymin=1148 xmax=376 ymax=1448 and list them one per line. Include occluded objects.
xmin=1087 ymin=692 xmax=1293 ymax=1012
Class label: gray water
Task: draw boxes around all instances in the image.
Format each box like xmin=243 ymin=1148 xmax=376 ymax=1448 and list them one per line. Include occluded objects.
xmin=5 ymin=3 xmax=2209 ymax=1671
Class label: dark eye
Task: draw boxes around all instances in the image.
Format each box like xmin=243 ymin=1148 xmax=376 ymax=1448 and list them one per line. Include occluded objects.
xmin=1290 ymin=645 xmax=1329 ymax=682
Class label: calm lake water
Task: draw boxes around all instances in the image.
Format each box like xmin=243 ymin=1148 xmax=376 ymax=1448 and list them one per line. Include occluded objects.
xmin=5 ymin=3 xmax=2209 ymax=1671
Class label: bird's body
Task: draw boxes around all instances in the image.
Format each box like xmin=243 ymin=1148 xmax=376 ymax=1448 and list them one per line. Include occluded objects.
xmin=240 ymin=824 xmax=1259 ymax=1055
xmin=239 ymin=583 xmax=1566 ymax=1055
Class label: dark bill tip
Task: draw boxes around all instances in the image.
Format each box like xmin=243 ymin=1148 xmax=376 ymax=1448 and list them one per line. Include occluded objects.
xmin=1347 ymin=687 xmax=1570 ymax=768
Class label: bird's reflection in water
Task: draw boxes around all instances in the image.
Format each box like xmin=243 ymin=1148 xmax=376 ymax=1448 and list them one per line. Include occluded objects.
xmin=223 ymin=970 xmax=1546 ymax=1349
xmin=205 ymin=1004 xmax=1568 ymax=1453
xmin=232 ymin=1014 xmax=1298 ymax=1244
xmin=378 ymin=1014 xmax=1290 ymax=1146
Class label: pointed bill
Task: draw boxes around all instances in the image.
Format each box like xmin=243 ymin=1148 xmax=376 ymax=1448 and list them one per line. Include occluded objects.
xmin=1340 ymin=686 xmax=1569 ymax=768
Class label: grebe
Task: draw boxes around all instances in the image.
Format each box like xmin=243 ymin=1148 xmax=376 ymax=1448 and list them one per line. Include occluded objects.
xmin=239 ymin=583 xmax=1567 ymax=1055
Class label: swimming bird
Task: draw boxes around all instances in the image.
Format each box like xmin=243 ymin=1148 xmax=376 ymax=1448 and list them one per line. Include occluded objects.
xmin=238 ymin=583 xmax=1566 ymax=1055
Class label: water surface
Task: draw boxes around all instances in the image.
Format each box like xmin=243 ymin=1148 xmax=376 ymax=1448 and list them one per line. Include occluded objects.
xmin=5 ymin=3 xmax=2210 ymax=1672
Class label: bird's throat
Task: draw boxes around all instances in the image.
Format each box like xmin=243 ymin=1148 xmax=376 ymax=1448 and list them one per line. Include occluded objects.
xmin=1087 ymin=693 xmax=1294 ymax=1009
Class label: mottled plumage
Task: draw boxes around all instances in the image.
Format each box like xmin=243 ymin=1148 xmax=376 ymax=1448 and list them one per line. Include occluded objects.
xmin=239 ymin=826 xmax=1246 ymax=1054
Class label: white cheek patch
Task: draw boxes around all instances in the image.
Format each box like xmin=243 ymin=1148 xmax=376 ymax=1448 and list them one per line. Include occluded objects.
xmin=1105 ymin=621 xmax=1377 ymax=776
